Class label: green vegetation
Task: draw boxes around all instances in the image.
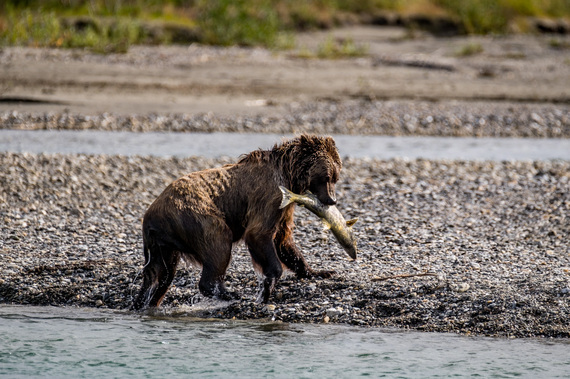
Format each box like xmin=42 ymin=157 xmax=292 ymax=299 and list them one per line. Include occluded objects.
xmin=434 ymin=0 xmax=570 ymax=34
xmin=295 ymin=36 xmax=368 ymax=59
xmin=316 ymin=36 xmax=368 ymax=59
xmin=196 ymin=0 xmax=279 ymax=46
xmin=1 ymin=0 xmax=569 ymax=52
xmin=549 ymin=38 xmax=570 ymax=49
xmin=455 ymin=42 xmax=484 ymax=57
xmin=1 ymin=9 xmax=157 ymax=53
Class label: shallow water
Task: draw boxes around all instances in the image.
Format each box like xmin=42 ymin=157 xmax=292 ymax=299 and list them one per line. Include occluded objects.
xmin=1 ymin=306 xmax=569 ymax=378
xmin=2 ymin=130 xmax=570 ymax=160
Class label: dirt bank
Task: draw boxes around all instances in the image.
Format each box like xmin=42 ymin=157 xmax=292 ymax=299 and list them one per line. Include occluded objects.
xmin=1 ymin=26 xmax=569 ymax=118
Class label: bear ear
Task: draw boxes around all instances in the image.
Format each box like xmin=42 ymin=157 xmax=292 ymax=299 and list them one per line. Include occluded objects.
xmin=324 ymin=136 xmax=336 ymax=148
xmin=299 ymin=134 xmax=312 ymax=144
xmin=298 ymin=134 xmax=319 ymax=154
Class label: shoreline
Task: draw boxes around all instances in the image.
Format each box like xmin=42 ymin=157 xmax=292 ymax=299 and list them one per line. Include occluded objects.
xmin=1 ymin=35 xmax=569 ymax=338
xmin=2 ymin=29 xmax=570 ymax=124
xmin=1 ymin=152 xmax=568 ymax=338
xmin=2 ymin=99 xmax=569 ymax=139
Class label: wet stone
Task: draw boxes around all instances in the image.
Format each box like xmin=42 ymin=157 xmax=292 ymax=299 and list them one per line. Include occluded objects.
xmin=0 ymin=153 xmax=569 ymax=338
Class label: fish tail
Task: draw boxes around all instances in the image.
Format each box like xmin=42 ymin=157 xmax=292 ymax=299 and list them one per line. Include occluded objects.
xmin=279 ymin=185 xmax=294 ymax=209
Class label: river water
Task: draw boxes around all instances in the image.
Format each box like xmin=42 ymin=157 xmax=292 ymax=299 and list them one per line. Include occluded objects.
xmin=1 ymin=306 xmax=569 ymax=378
xmin=2 ymin=131 xmax=570 ymax=377
xmin=2 ymin=130 xmax=570 ymax=160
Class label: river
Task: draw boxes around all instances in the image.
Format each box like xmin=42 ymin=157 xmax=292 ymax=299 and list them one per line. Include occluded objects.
xmin=2 ymin=130 xmax=570 ymax=160
xmin=1 ymin=306 xmax=569 ymax=378
xmin=2 ymin=131 xmax=570 ymax=377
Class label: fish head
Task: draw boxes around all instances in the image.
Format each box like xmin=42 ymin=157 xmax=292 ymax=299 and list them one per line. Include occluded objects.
xmin=346 ymin=244 xmax=357 ymax=260
xmin=343 ymin=231 xmax=358 ymax=260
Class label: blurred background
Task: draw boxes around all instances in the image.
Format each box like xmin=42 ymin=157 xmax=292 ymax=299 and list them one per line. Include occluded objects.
xmin=2 ymin=0 xmax=569 ymax=53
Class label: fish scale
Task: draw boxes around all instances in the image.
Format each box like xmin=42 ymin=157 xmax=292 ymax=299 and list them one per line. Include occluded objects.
xmin=279 ymin=185 xmax=358 ymax=259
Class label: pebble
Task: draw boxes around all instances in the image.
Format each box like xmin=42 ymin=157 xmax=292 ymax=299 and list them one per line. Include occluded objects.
xmin=453 ymin=283 xmax=470 ymax=293
xmin=0 ymin=100 xmax=568 ymax=138
xmin=0 ymin=143 xmax=569 ymax=338
xmin=326 ymin=308 xmax=343 ymax=317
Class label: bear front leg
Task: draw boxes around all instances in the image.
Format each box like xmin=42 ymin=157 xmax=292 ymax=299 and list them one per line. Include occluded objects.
xmin=275 ymin=234 xmax=335 ymax=279
xmin=274 ymin=222 xmax=334 ymax=279
xmin=245 ymin=232 xmax=283 ymax=303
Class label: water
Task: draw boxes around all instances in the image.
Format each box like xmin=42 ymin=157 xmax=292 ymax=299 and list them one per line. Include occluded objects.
xmin=1 ymin=306 xmax=569 ymax=378
xmin=2 ymin=132 xmax=569 ymax=377
xmin=2 ymin=130 xmax=570 ymax=160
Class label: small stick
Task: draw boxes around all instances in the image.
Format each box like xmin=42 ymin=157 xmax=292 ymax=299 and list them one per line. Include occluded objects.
xmin=371 ymin=272 xmax=439 ymax=282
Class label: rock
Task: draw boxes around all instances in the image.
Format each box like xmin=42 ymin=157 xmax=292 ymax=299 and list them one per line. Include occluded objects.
xmin=326 ymin=308 xmax=343 ymax=317
xmin=452 ymin=283 xmax=470 ymax=293
xmin=1 ymin=145 xmax=569 ymax=338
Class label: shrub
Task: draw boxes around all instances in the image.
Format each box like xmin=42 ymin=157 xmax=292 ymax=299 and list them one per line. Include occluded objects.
xmin=196 ymin=0 xmax=279 ymax=47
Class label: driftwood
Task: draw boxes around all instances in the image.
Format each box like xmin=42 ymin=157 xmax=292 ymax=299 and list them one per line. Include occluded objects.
xmin=371 ymin=272 xmax=439 ymax=282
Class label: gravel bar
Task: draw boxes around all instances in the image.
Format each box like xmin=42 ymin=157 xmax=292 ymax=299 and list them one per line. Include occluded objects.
xmin=1 ymin=152 xmax=568 ymax=338
xmin=2 ymin=99 xmax=569 ymax=138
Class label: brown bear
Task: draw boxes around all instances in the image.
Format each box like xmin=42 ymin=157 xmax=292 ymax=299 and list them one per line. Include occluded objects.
xmin=132 ymin=134 xmax=342 ymax=310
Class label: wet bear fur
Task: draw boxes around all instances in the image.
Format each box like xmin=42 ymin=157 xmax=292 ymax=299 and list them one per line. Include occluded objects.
xmin=132 ymin=134 xmax=342 ymax=310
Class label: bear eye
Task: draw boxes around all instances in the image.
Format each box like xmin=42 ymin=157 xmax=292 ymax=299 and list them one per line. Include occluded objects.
xmin=332 ymin=170 xmax=340 ymax=183
xmin=327 ymin=173 xmax=338 ymax=183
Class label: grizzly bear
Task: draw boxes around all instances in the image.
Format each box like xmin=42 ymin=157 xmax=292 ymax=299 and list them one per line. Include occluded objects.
xmin=132 ymin=134 xmax=342 ymax=310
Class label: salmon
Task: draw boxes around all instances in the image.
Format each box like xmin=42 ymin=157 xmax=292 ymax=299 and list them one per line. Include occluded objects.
xmin=279 ymin=186 xmax=357 ymax=259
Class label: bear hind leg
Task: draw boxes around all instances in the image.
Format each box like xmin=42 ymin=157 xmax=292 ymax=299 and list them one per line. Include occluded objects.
xmin=197 ymin=229 xmax=236 ymax=301
xmin=132 ymin=243 xmax=180 ymax=310
xmin=245 ymin=232 xmax=283 ymax=303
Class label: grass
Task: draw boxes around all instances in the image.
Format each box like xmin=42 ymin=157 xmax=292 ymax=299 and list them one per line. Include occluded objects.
xmin=295 ymin=36 xmax=368 ymax=59
xmin=0 ymin=6 xmax=179 ymax=53
xmin=1 ymin=0 xmax=569 ymax=52
xmin=435 ymin=0 xmax=570 ymax=34
xmin=455 ymin=42 xmax=484 ymax=57
xmin=196 ymin=0 xmax=279 ymax=47
xmin=549 ymin=38 xmax=570 ymax=50
xmin=318 ymin=37 xmax=368 ymax=58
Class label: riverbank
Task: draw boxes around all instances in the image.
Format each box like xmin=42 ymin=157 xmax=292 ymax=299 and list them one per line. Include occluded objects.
xmin=1 ymin=152 xmax=568 ymax=338
xmin=1 ymin=27 xmax=570 ymax=132
xmin=2 ymin=99 xmax=569 ymax=138
xmin=1 ymin=28 xmax=569 ymax=338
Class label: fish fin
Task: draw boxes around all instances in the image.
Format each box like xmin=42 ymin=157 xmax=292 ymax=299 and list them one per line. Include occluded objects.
xmin=346 ymin=218 xmax=358 ymax=228
xmin=279 ymin=186 xmax=294 ymax=209
xmin=322 ymin=219 xmax=332 ymax=230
